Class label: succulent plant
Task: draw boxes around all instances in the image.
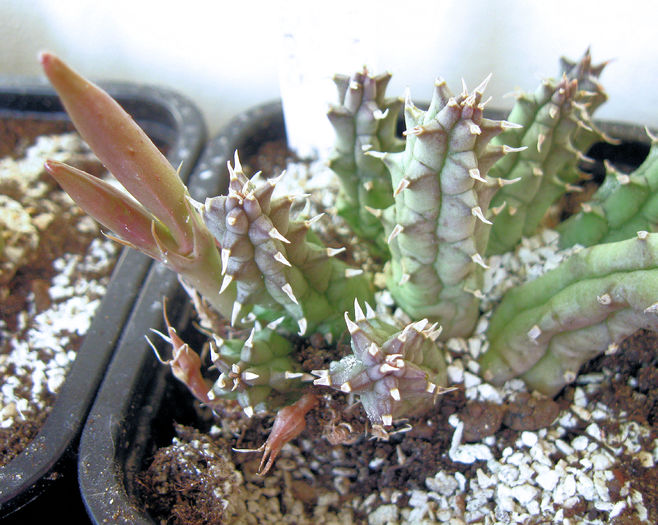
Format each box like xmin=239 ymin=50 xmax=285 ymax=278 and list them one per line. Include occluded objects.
xmin=313 ymin=300 xmax=448 ymax=425
xmin=374 ymin=76 xmax=520 ymax=339
xmin=209 ymin=326 xmax=307 ymax=417
xmin=41 ymin=50 xmax=658 ymax=474
xmin=479 ymin=231 xmax=658 ymax=396
xmin=557 ymin=132 xmax=658 ymax=248
xmin=486 ymin=62 xmax=609 ymax=255
xmin=202 ymin=153 xmax=375 ymax=337
xmin=327 ymin=68 xmax=404 ymax=256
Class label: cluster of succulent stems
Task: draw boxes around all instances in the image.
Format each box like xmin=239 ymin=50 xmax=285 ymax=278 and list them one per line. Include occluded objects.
xmin=40 ymin=49 xmax=658 ymax=473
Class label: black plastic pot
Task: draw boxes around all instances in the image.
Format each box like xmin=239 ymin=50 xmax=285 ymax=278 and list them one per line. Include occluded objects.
xmin=0 ymin=79 xmax=206 ymax=521
xmin=76 ymin=100 xmax=653 ymax=523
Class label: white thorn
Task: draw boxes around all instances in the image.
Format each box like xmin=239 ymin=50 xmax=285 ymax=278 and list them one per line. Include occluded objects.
xmin=344 ymin=312 xmax=360 ymax=334
xmin=373 ymin=108 xmax=389 ymax=120
xmin=596 ymin=294 xmax=612 ymax=306
xmin=327 ymin=246 xmax=346 ymax=257
xmin=219 ymin=274 xmax=233 ymax=294
xmin=269 ymin=227 xmax=290 ymax=244
xmin=365 ymin=302 xmax=377 ymax=319
xmin=149 ymin=327 xmax=173 ymax=345
xmin=268 ymin=172 xmax=285 ymax=187
xmin=366 ymin=149 xmax=386 ymax=160
xmin=472 ymin=206 xmax=492 ymax=225
xmin=242 ymin=371 xmax=260 ymax=381
xmin=365 ymin=206 xmax=383 ymax=218
xmin=398 ymin=273 xmax=410 ymax=286
xmin=266 ymin=316 xmax=286 ymax=330
xmin=387 ymin=224 xmax=404 ymax=245
xmin=273 ymin=251 xmax=292 ymax=267
xmin=244 ymin=329 xmax=255 ymax=349
xmin=475 ymin=73 xmax=492 ymax=94
xmin=390 ymin=387 xmax=401 ymax=401
xmin=644 ymin=125 xmax=658 ymax=142
xmin=468 ymin=121 xmax=481 ymax=135
xmin=144 ymin=335 xmax=169 ymax=365
xmin=284 ymin=371 xmax=304 ymax=379
xmin=527 ymin=324 xmax=542 ymax=342
xmin=231 ymin=363 xmax=241 ymax=375
xmin=312 ymin=370 xmax=332 ymax=387
xmin=354 ymin=299 xmax=366 ymax=321
xmin=503 ymin=145 xmax=527 ymax=154
xmin=471 ymin=253 xmax=489 ymax=269
xmin=231 ymin=302 xmax=242 ymax=326
xmin=382 ymin=414 xmax=393 ymax=426
xmin=281 ymin=283 xmax=299 ymax=304
xmin=537 ymin=133 xmax=546 ymax=153
xmin=221 ymin=248 xmax=231 ymax=275
xmin=426 ymin=382 xmax=437 ymax=394
xmin=637 ymin=230 xmax=649 ymax=240
xmin=345 ymin=268 xmax=364 ymax=277
xmin=380 ymin=363 xmax=399 ymax=374
xmin=423 ymin=322 xmax=440 ymax=338
xmin=479 ymin=95 xmax=493 ymax=109
xmin=368 ymin=342 xmax=380 ymax=357
xmin=233 ymin=150 xmax=243 ymax=173
xmin=501 ymin=120 xmax=523 ymax=130
xmin=363 ymin=180 xmax=374 ymax=191
xmin=469 ymin=168 xmax=486 ymax=183
xmin=298 ymin=317 xmax=307 ymax=336
xmin=340 ymin=382 xmax=352 ymax=393
xmin=306 ymin=213 xmax=325 ymax=226
xmin=412 ymin=319 xmax=429 ymax=332
xmin=394 ymin=177 xmax=411 ymax=196
xmin=428 ymin=327 xmax=443 ymax=342
xmin=243 ymin=405 xmax=254 ymax=418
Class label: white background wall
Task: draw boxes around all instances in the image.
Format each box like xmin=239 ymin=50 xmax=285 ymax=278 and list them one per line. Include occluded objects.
xmin=1 ymin=0 xmax=657 ymax=152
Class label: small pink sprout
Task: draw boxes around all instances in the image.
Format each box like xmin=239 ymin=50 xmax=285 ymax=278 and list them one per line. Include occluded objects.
xmin=234 ymin=392 xmax=318 ymax=475
xmin=146 ymin=303 xmax=212 ymax=405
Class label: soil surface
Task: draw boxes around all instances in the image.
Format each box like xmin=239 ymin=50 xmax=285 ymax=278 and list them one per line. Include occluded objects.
xmin=138 ymin=329 xmax=657 ymax=525
xmin=135 ymin=140 xmax=658 ymax=524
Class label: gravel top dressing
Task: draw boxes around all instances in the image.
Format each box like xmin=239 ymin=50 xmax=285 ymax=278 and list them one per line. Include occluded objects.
xmin=0 ymin=131 xmax=118 ymax=465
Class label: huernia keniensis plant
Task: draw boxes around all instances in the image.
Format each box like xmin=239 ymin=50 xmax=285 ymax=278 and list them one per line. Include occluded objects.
xmin=42 ymin=50 xmax=658 ymax=472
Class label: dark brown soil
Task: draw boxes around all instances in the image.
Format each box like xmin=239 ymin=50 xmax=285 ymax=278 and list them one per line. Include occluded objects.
xmin=0 ymin=118 xmax=73 ymax=159
xmin=136 ymin=328 xmax=658 ymax=524
xmin=0 ymin=119 xmax=114 ymax=466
